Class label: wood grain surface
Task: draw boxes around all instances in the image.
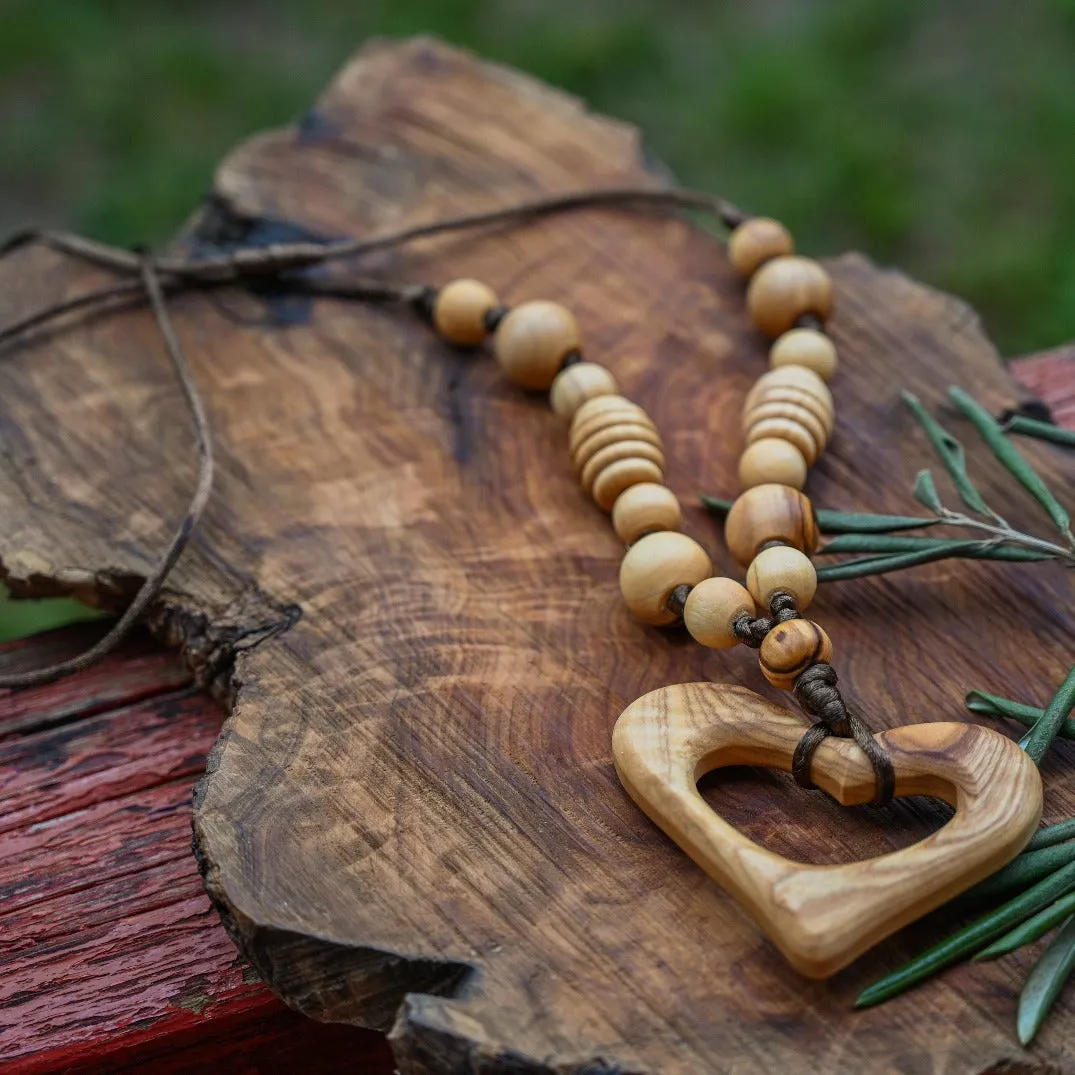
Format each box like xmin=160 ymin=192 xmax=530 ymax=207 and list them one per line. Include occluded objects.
xmin=614 ymin=684 xmax=1042 ymax=977
xmin=1 ymin=37 xmax=1074 ymax=1073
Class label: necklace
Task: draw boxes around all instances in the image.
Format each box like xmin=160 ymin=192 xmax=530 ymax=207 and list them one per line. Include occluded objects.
xmin=421 ymin=212 xmax=1043 ymax=978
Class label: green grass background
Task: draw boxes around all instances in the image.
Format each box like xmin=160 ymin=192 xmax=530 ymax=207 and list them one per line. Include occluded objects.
xmin=1 ymin=0 xmax=1074 ymax=640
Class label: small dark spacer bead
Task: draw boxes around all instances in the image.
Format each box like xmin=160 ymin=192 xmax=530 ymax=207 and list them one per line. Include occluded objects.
xmin=666 ymin=583 xmax=693 ymax=619
xmin=483 ymin=305 xmax=511 ymax=333
xmin=758 ymin=539 xmax=789 ymax=553
xmin=414 ymin=286 xmax=438 ymax=323
xmin=559 ymin=349 xmax=584 ymax=371
xmin=794 ymin=312 xmax=825 ymax=332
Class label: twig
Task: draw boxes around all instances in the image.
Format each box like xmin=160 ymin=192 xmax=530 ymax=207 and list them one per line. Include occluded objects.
xmin=0 ymin=257 xmax=213 ymax=688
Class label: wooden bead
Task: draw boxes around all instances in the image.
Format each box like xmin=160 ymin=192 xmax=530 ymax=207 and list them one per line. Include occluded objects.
xmin=745 ymin=365 xmax=833 ymax=417
xmin=592 ymin=457 xmax=664 ymax=512
xmin=432 ymin=279 xmax=498 ymax=346
xmin=619 ymin=532 xmax=712 ymax=626
xmin=569 ymin=395 xmax=654 ymax=453
xmin=745 ymin=403 xmax=829 ymax=453
xmin=728 ymin=218 xmax=794 ymax=278
xmin=581 ymin=439 xmax=665 ymax=492
xmin=770 ymin=328 xmax=838 ymax=381
xmin=683 ymin=577 xmax=756 ymax=649
xmin=724 ymin=484 xmax=819 ymax=567
xmin=494 ymin=301 xmax=582 ymax=389
xmin=745 ymin=418 xmax=819 ymax=466
xmin=574 ymin=422 xmax=662 ymax=474
xmin=759 ymin=619 xmax=833 ymax=690
xmin=747 ymin=388 xmax=834 ymax=438
xmin=549 ymin=362 xmax=618 ymax=419
xmin=747 ymin=256 xmax=834 ymax=338
xmin=612 ymin=483 xmax=682 ymax=544
xmin=746 ymin=546 xmax=818 ymax=611
xmin=738 ymin=438 xmax=807 ymax=491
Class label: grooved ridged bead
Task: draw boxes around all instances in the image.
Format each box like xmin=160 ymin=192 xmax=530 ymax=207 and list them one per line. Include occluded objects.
xmin=738 ymin=438 xmax=808 ymax=491
xmin=745 ymin=365 xmax=834 ymax=417
xmin=759 ymin=619 xmax=833 ymax=690
xmin=746 ymin=418 xmax=819 ymax=465
xmin=432 ymin=279 xmax=498 ymax=346
xmin=728 ymin=218 xmax=794 ymax=278
xmin=683 ymin=577 xmax=756 ymax=649
xmin=569 ymin=395 xmax=654 ymax=454
xmin=581 ymin=439 xmax=665 ymax=493
xmin=612 ymin=483 xmax=682 ymax=544
xmin=770 ymin=328 xmax=838 ymax=381
xmin=745 ymin=401 xmax=829 ymax=451
xmin=619 ymin=532 xmax=712 ymax=626
xmin=592 ymin=457 xmax=664 ymax=512
xmin=574 ymin=422 xmax=662 ymax=474
xmin=746 ymin=546 xmax=818 ymax=611
xmin=494 ymin=301 xmax=581 ymax=389
xmin=550 ymin=362 xmax=618 ymax=419
xmin=747 ymin=256 xmax=834 ymax=337
xmin=725 ymin=484 xmax=820 ymax=567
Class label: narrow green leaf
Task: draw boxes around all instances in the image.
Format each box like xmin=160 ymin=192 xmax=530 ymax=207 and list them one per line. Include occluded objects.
xmin=904 ymin=391 xmax=994 ymax=516
xmin=1020 ymin=664 xmax=1075 ymax=766
xmin=1028 ymin=819 xmax=1075 ymax=852
xmin=855 ymin=859 xmax=1075 ymax=1008
xmin=820 ymin=534 xmax=1050 ymax=557
xmin=1018 ymin=914 xmax=1075 ymax=1044
xmin=966 ymin=690 xmax=1075 ymax=740
xmin=1005 ymin=414 xmax=1075 ymax=448
xmin=913 ymin=468 xmax=943 ymax=512
xmin=950 ymin=386 xmax=1072 ymax=539
xmin=816 ymin=542 xmax=1052 ymax=582
xmin=958 ymin=842 xmax=1075 ymax=905
xmin=975 ymin=891 xmax=1075 ymax=960
xmin=699 ymin=496 xmax=940 ymax=534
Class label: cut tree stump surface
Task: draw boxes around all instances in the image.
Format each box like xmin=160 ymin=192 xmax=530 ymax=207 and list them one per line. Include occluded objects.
xmin=1 ymin=36 xmax=1074 ymax=1075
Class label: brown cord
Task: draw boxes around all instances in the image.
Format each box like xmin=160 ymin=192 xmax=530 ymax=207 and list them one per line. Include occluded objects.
xmin=0 ymin=256 xmax=214 ymax=688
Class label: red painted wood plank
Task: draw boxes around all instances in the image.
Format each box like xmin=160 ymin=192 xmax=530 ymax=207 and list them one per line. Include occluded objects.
xmin=1012 ymin=345 xmax=1075 ymax=429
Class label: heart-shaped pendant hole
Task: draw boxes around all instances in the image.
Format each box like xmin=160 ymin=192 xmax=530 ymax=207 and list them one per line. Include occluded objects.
xmin=697 ymin=765 xmax=953 ymax=866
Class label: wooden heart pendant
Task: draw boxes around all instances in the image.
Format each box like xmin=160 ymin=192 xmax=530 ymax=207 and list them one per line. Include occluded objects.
xmin=613 ymin=683 xmax=1043 ymax=978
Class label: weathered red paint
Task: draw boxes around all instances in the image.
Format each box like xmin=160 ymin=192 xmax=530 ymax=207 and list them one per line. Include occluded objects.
xmin=0 ymin=626 xmax=392 ymax=1072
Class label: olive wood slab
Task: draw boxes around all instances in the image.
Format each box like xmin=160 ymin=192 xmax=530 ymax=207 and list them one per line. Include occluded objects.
xmin=613 ymin=683 xmax=1043 ymax=978
xmin=1 ymin=36 xmax=1074 ymax=1075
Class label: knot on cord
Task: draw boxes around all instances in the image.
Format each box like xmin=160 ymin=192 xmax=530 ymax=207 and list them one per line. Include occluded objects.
xmin=732 ymin=592 xmax=800 ymax=648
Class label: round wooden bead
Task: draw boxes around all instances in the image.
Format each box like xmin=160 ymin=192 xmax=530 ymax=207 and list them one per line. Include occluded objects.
xmin=592 ymin=457 xmax=664 ymax=512
xmin=612 ymin=483 xmax=682 ymax=544
xmin=683 ymin=577 xmax=756 ymax=649
xmin=574 ymin=422 xmax=662 ymax=474
xmin=746 ymin=256 xmax=834 ymax=338
xmin=770 ymin=328 xmax=838 ymax=381
xmin=550 ymin=362 xmax=618 ymax=419
xmin=745 ymin=417 xmax=819 ymax=465
xmin=494 ymin=301 xmax=582 ymax=389
xmin=581 ymin=439 xmax=665 ymax=492
xmin=432 ymin=279 xmax=498 ymax=346
xmin=746 ymin=545 xmax=818 ymax=611
xmin=724 ymin=484 xmax=820 ymax=567
xmin=738 ymin=438 xmax=808 ymax=491
xmin=759 ymin=619 xmax=833 ymax=689
xmin=728 ymin=218 xmax=794 ymax=278
xmin=745 ymin=403 xmax=828 ymax=454
xmin=619 ymin=532 xmax=712 ymax=626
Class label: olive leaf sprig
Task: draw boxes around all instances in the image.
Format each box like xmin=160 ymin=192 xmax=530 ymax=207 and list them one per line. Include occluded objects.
xmin=701 ymin=387 xmax=1075 ymax=581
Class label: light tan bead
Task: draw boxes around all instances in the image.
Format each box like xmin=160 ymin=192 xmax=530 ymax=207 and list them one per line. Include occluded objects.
xmin=592 ymin=457 xmax=664 ymax=512
xmin=612 ymin=483 xmax=682 ymax=544
xmin=746 ymin=545 xmax=818 ymax=612
xmin=746 ymin=256 xmax=834 ymax=338
xmin=738 ymin=438 xmax=808 ymax=491
xmin=724 ymin=484 xmax=820 ymax=567
xmin=683 ymin=577 xmax=756 ymax=649
xmin=581 ymin=439 xmax=665 ymax=492
xmin=493 ymin=301 xmax=582 ymax=389
xmin=573 ymin=422 xmax=662 ymax=473
xmin=770 ymin=328 xmax=838 ymax=381
xmin=759 ymin=619 xmax=833 ymax=690
xmin=549 ymin=362 xmax=618 ymax=419
xmin=619 ymin=532 xmax=712 ymax=626
xmin=745 ymin=402 xmax=829 ymax=453
xmin=748 ymin=387 xmax=835 ymax=438
xmin=569 ymin=395 xmax=654 ymax=453
xmin=728 ymin=218 xmax=794 ymax=278
xmin=745 ymin=365 xmax=834 ymax=417
xmin=432 ymin=279 xmax=498 ymax=346
xmin=746 ymin=417 xmax=819 ymax=465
